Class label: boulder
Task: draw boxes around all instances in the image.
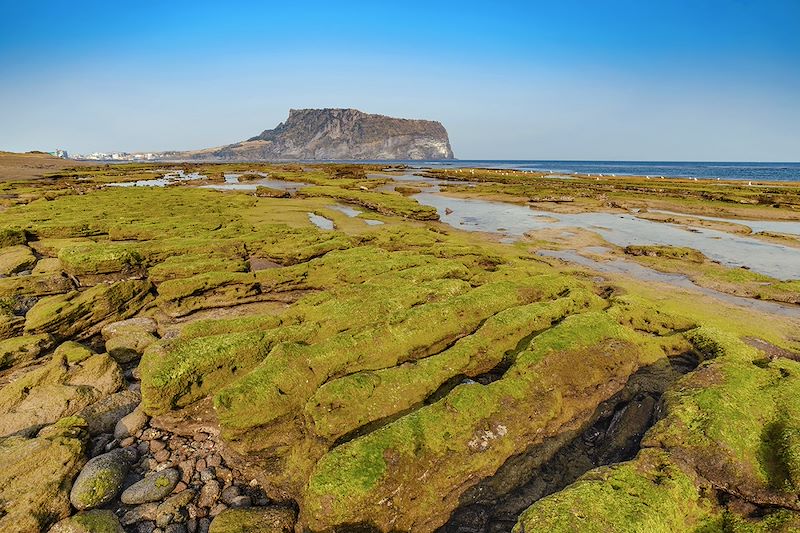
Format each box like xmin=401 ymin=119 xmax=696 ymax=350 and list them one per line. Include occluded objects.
xmin=101 ymin=316 xmax=159 ymax=340
xmin=0 ymin=244 xmax=36 ymax=276
xmin=78 ymin=389 xmax=140 ymax=436
xmin=0 ymin=312 xmax=24 ymax=340
xmin=54 ymin=340 xmax=95 ymax=364
xmin=0 ymin=272 xmax=74 ymax=298
xmin=24 ymin=279 xmax=154 ymax=340
xmin=49 ymin=509 xmax=125 ymax=533
xmin=208 ymin=507 xmax=296 ymax=533
xmin=114 ymin=405 xmax=149 ymax=439
xmin=106 ymin=330 xmax=158 ymax=363
xmin=0 ymin=417 xmax=87 ymax=532
xmin=32 ymin=256 xmax=63 ymax=274
xmin=121 ymin=468 xmax=180 ymax=505
xmin=0 ymin=332 xmax=54 ymax=370
xmin=0 ymin=353 xmax=123 ymax=437
xmin=69 ymin=448 xmax=133 ymax=510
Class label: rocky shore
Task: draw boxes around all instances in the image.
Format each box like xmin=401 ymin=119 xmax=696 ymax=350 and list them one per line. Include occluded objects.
xmin=1 ymin=159 xmax=800 ymax=532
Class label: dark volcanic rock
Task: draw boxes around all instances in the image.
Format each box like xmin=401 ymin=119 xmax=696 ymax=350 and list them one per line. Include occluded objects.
xmin=180 ymin=108 xmax=454 ymax=161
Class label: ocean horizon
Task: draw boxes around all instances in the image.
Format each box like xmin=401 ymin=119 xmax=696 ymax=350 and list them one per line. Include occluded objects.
xmin=404 ymin=160 xmax=800 ymax=182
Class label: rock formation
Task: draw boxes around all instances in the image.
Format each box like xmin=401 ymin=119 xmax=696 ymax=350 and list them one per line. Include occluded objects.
xmin=179 ymin=108 xmax=454 ymax=161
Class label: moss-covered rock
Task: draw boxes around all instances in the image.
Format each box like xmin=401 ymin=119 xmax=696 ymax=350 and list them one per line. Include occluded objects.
xmin=297 ymin=312 xmax=661 ymax=531
xmin=512 ymin=449 xmax=718 ymax=533
xmin=0 ymin=332 xmax=54 ymax=369
xmin=50 ymin=510 xmax=125 ymax=533
xmin=0 ymin=244 xmax=37 ymax=275
xmin=106 ymin=330 xmax=157 ymax=363
xmin=0 ymin=353 xmax=123 ymax=436
xmin=24 ymin=279 xmax=153 ymax=340
xmin=644 ymin=327 xmax=800 ymax=510
xmin=0 ymin=417 xmax=87 ymax=532
xmin=209 ymin=507 xmax=296 ymax=533
xmin=58 ymin=241 xmax=145 ymax=282
xmin=0 ymin=225 xmax=26 ymax=248
xmin=69 ymin=448 xmax=132 ymax=510
xmin=0 ymin=311 xmax=24 ymax=340
xmin=32 ymin=256 xmax=62 ymax=274
xmin=299 ymin=185 xmax=439 ymax=220
xmin=54 ymin=340 xmax=95 ymax=364
xmin=0 ymin=271 xmax=74 ymax=298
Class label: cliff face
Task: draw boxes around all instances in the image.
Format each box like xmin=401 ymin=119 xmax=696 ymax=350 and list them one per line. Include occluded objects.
xmin=186 ymin=108 xmax=454 ymax=161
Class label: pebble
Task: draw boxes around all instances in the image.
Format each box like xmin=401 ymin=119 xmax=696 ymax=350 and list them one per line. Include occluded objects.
xmin=228 ymin=495 xmax=251 ymax=508
xmin=121 ymin=468 xmax=180 ymax=504
xmin=121 ymin=502 xmax=159 ymax=525
xmin=136 ymin=522 xmax=156 ymax=533
xmin=197 ymin=479 xmax=221 ymax=508
xmin=154 ymin=449 xmax=171 ymax=463
xmin=115 ymin=406 xmax=149 ymax=440
xmin=219 ymin=485 xmax=239 ymax=505
xmin=209 ymin=503 xmax=228 ymax=518
xmin=199 ymin=468 xmax=215 ymax=482
xmin=156 ymin=489 xmax=196 ymax=526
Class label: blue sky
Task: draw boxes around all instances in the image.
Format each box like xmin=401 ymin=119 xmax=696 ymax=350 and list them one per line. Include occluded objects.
xmin=1 ymin=0 xmax=798 ymax=160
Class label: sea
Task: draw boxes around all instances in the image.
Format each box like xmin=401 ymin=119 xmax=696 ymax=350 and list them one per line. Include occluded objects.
xmin=394 ymin=160 xmax=800 ymax=182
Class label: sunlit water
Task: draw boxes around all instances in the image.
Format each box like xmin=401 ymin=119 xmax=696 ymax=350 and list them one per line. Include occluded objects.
xmin=414 ymin=193 xmax=800 ymax=279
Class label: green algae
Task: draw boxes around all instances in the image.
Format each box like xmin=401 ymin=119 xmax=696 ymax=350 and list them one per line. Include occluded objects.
xmin=303 ymin=311 xmax=657 ymax=530
xmin=299 ymin=185 xmax=439 ymax=220
xmin=512 ymin=449 xmax=717 ymax=533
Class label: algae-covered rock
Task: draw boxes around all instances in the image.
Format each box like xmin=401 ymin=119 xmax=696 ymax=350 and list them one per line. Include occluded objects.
xmin=32 ymin=256 xmax=63 ymax=274
xmin=0 ymin=353 xmax=124 ymax=436
xmin=70 ymin=448 xmax=132 ymax=510
xmin=644 ymin=328 xmax=800 ymax=510
xmin=106 ymin=329 xmax=158 ymax=363
xmin=0 ymin=225 xmax=26 ymax=248
xmin=0 ymin=417 xmax=87 ymax=532
xmin=24 ymin=279 xmax=154 ymax=340
xmin=120 ymin=467 xmax=180 ymax=504
xmin=77 ymin=389 xmax=140 ymax=435
xmin=101 ymin=316 xmax=158 ymax=340
xmin=0 ymin=271 xmax=74 ymax=298
xmin=0 ymin=311 xmax=24 ymax=340
xmin=209 ymin=507 xmax=296 ymax=533
xmin=54 ymin=340 xmax=96 ymax=364
xmin=0 ymin=244 xmax=37 ymax=275
xmin=58 ymin=241 xmax=145 ymax=282
xmin=0 ymin=332 xmax=54 ymax=370
xmin=300 ymin=312 xmax=654 ymax=531
xmin=512 ymin=448 xmax=718 ymax=533
xmin=155 ymin=271 xmax=261 ymax=317
xmin=50 ymin=510 xmax=125 ymax=533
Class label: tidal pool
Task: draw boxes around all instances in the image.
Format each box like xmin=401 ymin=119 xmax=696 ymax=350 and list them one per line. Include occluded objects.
xmin=328 ymin=203 xmax=384 ymax=225
xmin=201 ymin=174 xmax=310 ymax=192
xmin=107 ymin=170 xmax=205 ymax=187
xmin=415 ymin=193 xmax=800 ymax=280
xmin=539 ymin=250 xmax=800 ymax=319
xmin=308 ymin=213 xmax=334 ymax=230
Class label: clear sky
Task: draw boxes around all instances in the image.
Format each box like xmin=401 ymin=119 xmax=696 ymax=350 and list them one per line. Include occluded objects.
xmin=1 ymin=0 xmax=798 ymax=161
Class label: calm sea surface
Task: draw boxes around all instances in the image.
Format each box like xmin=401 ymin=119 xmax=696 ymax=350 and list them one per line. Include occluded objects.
xmin=396 ymin=160 xmax=800 ymax=182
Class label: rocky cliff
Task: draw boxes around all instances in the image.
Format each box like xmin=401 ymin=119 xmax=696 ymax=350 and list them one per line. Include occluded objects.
xmin=182 ymin=108 xmax=454 ymax=161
